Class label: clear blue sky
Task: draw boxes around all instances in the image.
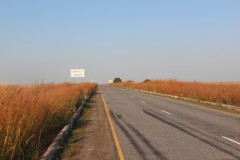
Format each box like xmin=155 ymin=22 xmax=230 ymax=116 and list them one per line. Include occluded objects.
xmin=1 ymin=0 xmax=240 ymax=84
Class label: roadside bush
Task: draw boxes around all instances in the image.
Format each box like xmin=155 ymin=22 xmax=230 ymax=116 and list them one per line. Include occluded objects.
xmin=113 ymin=77 xmax=122 ymax=83
xmin=143 ymin=79 xmax=150 ymax=83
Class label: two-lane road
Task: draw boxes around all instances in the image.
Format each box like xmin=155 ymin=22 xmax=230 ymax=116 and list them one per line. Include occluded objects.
xmin=101 ymin=85 xmax=240 ymax=160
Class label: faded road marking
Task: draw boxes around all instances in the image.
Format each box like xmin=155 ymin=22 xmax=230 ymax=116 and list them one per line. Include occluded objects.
xmin=140 ymin=101 xmax=146 ymax=104
xmin=161 ymin=110 xmax=171 ymax=115
xmin=222 ymin=136 xmax=240 ymax=146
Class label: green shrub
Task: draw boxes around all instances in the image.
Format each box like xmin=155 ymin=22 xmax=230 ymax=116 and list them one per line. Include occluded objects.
xmin=113 ymin=78 xmax=122 ymax=83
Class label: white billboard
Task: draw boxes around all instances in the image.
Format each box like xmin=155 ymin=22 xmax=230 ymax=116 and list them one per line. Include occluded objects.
xmin=70 ymin=69 xmax=85 ymax=78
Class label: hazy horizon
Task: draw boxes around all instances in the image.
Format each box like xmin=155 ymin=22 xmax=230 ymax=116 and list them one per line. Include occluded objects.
xmin=1 ymin=1 xmax=240 ymax=84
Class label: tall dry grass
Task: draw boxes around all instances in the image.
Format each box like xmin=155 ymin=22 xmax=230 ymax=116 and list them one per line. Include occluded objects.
xmin=0 ymin=83 xmax=95 ymax=160
xmin=113 ymin=80 xmax=240 ymax=107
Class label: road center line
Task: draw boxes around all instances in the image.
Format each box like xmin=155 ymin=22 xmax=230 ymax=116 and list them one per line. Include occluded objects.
xmin=161 ymin=110 xmax=171 ymax=115
xmin=140 ymin=101 xmax=146 ymax=104
xmin=222 ymin=136 xmax=240 ymax=146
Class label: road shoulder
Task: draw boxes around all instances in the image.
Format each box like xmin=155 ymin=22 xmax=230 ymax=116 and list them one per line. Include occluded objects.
xmin=62 ymin=87 xmax=118 ymax=160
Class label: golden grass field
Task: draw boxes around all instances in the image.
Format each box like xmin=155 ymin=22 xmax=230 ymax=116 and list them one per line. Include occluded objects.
xmin=0 ymin=83 xmax=95 ymax=160
xmin=113 ymin=80 xmax=240 ymax=107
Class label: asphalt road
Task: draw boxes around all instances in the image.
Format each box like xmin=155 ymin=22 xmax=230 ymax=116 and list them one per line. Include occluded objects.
xmin=101 ymin=85 xmax=240 ymax=160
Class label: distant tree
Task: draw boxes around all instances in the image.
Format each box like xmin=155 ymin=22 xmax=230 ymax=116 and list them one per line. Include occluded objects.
xmin=113 ymin=77 xmax=122 ymax=83
xmin=126 ymin=80 xmax=134 ymax=82
xmin=143 ymin=79 xmax=150 ymax=83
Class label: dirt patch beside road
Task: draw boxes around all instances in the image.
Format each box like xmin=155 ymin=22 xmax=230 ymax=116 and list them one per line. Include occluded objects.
xmin=62 ymin=87 xmax=118 ymax=160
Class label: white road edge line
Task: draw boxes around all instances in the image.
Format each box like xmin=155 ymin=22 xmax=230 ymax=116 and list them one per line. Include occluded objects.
xmin=140 ymin=101 xmax=146 ymax=104
xmin=161 ymin=110 xmax=171 ymax=115
xmin=222 ymin=136 xmax=240 ymax=146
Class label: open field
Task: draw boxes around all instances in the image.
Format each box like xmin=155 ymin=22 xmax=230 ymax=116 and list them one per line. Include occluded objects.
xmin=0 ymin=83 xmax=95 ymax=160
xmin=112 ymin=80 xmax=240 ymax=107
